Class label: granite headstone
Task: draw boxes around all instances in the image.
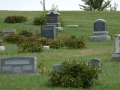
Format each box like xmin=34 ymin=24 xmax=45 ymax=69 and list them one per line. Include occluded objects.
xmin=90 ymin=19 xmax=111 ymax=41
xmin=2 ymin=29 xmax=16 ymax=37
xmin=41 ymin=25 xmax=56 ymax=39
xmin=0 ymin=56 xmax=37 ymax=75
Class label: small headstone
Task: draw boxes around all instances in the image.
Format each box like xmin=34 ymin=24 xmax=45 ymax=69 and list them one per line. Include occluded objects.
xmin=111 ymin=34 xmax=120 ymax=61
xmin=0 ymin=46 xmax=5 ymax=51
xmin=90 ymin=19 xmax=111 ymax=41
xmin=55 ymin=27 xmax=63 ymax=31
xmin=53 ymin=64 xmax=62 ymax=71
xmin=43 ymin=46 xmax=50 ymax=49
xmin=0 ymin=56 xmax=37 ymax=75
xmin=65 ymin=25 xmax=78 ymax=28
xmin=2 ymin=29 xmax=16 ymax=37
xmin=0 ymin=40 xmax=2 ymax=46
xmin=41 ymin=25 xmax=56 ymax=39
xmin=90 ymin=58 xmax=101 ymax=67
xmin=46 ymin=11 xmax=61 ymax=27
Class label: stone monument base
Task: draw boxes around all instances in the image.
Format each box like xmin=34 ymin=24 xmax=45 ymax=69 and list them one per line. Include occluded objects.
xmin=90 ymin=35 xmax=111 ymax=41
xmin=111 ymin=53 xmax=120 ymax=61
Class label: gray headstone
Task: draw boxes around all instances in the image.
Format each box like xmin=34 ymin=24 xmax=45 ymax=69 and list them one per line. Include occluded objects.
xmin=111 ymin=34 xmax=120 ymax=61
xmin=46 ymin=11 xmax=61 ymax=27
xmin=90 ymin=58 xmax=101 ymax=67
xmin=94 ymin=19 xmax=106 ymax=31
xmin=0 ymin=56 xmax=37 ymax=75
xmin=2 ymin=29 xmax=16 ymax=37
xmin=41 ymin=25 xmax=56 ymax=39
xmin=53 ymin=64 xmax=62 ymax=71
xmin=90 ymin=19 xmax=111 ymax=41
xmin=0 ymin=40 xmax=2 ymax=46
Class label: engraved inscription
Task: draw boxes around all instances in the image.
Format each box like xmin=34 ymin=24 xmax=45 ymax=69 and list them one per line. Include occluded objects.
xmin=5 ymin=60 xmax=30 ymax=65
xmin=23 ymin=65 xmax=33 ymax=71
xmin=13 ymin=66 xmax=22 ymax=73
xmin=2 ymin=66 xmax=12 ymax=71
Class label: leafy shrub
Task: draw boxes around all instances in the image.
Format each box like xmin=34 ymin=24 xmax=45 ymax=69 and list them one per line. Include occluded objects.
xmin=18 ymin=30 xmax=33 ymax=37
xmin=49 ymin=60 xmax=101 ymax=89
xmin=4 ymin=15 xmax=27 ymax=23
xmin=18 ymin=37 xmax=43 ymax=53
xmin=64 ymin=36 xmax=86 ymax=49
xmin=2 ymin=34 xmax=20 ymax=43
xmin=49 ymin=40 xmax=65 ymax=49
xmin=33 ymin=13 xmax=47 ymax=25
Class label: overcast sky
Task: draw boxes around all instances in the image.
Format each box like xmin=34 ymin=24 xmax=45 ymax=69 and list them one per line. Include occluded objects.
xmin=0 ymin=0 xmax=119 ymax=11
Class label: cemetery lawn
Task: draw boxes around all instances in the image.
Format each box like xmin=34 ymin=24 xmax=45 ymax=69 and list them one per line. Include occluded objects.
xmin=0 ymin=10 xmax=120 ymax=90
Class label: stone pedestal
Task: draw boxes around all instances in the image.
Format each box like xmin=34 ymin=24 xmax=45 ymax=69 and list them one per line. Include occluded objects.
xmin=111 ymin=34 xmax=120 ymax=61
xmin=90 ymin=31 xmax=111 ymax=41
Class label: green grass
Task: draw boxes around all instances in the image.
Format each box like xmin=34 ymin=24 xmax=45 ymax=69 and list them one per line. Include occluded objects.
xmin=0 ymin=10 xmax=120 ymax=90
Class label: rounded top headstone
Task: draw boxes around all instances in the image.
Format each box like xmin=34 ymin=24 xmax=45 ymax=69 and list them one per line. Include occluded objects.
xmin=95 ymin=19 xmax=106 ymax=23
xmin=46 ymin=11 xmax=60 ymax=16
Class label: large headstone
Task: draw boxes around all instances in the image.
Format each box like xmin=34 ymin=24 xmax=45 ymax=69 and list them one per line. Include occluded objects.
xmin=0 ymin=56 xmax=37 ymax=75
xmin=46 ymin=11 xmax=61 ymax=27
xmin=2 ymin=29 xmax=16 ymax=37
xmin=90 ymin=19 xmax=111 ymax=41
xmin=41 ymin=25 xmax=56 ymax=39
xmin=111 ymin=34 xmax=120 ymax=61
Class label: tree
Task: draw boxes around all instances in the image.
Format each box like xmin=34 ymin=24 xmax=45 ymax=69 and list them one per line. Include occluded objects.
xmin=40 ymin=0 xmax=46 ymax=11
xmin=79 ymin=0 xmax=112 ymax=11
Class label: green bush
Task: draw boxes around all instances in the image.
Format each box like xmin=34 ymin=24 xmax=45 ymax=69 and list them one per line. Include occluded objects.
xmin=49 ymin=40 xmax=65 ymax=49
xmin=2 ymin=34 xmax=20 ymax=43
xmin=33 ymin=13 xmax=46 ymax=25
xmin=49 ymin=61 xmax=101 ymax=89
xmin=4 ymin=15 xmax=27 ymax=23
xmin=18 ymin=37 xmax=43 ymax=53
xmin=64 ymin=36 xmax=86 ymax=49
xmin=18 ymin=30 xmax=33 ymax=37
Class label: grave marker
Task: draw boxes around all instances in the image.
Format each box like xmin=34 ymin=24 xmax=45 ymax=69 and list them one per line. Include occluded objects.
xmin=2 ymin=29 xmax=16 ymax=37
xmin=41 ymin=25 xmax=56 ymax=39
xmin=0 ymin=56 xmax=37 ymax=75
xmin=90 ymin=19 xmax=111 ymax=41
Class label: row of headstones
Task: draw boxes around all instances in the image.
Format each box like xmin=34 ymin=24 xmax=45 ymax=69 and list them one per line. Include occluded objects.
xmin=0 ymin=56 xmax=100 ymax=75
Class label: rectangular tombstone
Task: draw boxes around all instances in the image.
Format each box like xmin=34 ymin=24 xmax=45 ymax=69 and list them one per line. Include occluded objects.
xmin=0 ymin=56 xmax=37 ymax=75
xmin=2 ymin=29 xmax=16 ymax=37
xmin=94 ymin=19 xmax=106 ymax=31
xmin=0 ymin=40 xmax=2 ymax=46
xmin=53 ymin=64 xmax=62 ymax=71
xmin=41 ymin=25 xmax=56 ymax=39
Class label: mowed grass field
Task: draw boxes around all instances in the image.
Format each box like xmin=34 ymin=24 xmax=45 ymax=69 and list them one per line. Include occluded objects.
xmin=0 ymin=10 xmax=120 ymax=90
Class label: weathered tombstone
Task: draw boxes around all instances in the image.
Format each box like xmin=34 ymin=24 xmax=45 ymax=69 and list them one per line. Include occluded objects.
xmin=0 ymin=56 xmax=37 ymax=75
xmin=53 ymin=64 xmax=62 ymax=71
xmin=0 ymin=40 xmax=2 ymax=46
xmin=90 ymin=58 xmax=101 ymax=67
xmin=111 ymin=34 xmax=120 ymax=61
xmin=90 ymin=19 xmax=111 ymax=41
xmin=46 ymin=11 xmax=61 ymax=27
xmin=2 ymin=29 xmax=16 ymax=37
xmin=41 ymin=25 xmax=56 ymax=39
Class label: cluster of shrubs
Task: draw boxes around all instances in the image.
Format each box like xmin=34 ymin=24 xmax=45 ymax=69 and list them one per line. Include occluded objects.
xmin=49 ymin=60 xmax=101 ymax=89
xmin=2 ymin=30 xmax=86 ymax=53
xmin=4 ymin=15 xmax=27 ymax=23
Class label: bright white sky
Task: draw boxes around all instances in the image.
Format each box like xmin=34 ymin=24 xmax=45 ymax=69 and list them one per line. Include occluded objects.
xmin=0 ymin=0 xmax=119 ymax=11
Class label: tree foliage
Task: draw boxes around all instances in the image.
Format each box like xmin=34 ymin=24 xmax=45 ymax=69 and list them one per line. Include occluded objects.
xmin=79 ymin=0 xmax=115 ymax=11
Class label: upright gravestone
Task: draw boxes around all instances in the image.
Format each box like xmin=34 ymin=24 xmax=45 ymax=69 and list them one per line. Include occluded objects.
xmin=111 ymin=34 xmax=120 ymax=61
xmin=46 ymin=11 xmax=61 ymax=27
xmin=41 ymin=25 xmax=56 ymax=39
xmin=0 ymin=56 xmax=37 ymax=75
xmin=90 ymin=19 xmax=111 ymax=41
xmin=2 ymin=29 xmax=16 ymax=37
